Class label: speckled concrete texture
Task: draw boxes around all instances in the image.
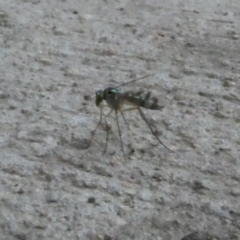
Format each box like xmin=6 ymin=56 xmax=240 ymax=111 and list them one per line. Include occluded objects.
xmin=0 ymin=0 xmax=240 ymax=239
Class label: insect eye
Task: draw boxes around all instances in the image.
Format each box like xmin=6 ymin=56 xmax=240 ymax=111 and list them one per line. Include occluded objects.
xmin=105 ymin=88 xmax=118 ymax=96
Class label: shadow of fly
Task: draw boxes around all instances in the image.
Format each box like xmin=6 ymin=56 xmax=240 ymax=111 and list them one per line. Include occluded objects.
xmin=89 ymin=75 xmax=174 ymax=160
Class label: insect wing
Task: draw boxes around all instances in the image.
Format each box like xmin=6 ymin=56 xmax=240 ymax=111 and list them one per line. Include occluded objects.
xmin=121 ymin=91 xmax=164 ymax=110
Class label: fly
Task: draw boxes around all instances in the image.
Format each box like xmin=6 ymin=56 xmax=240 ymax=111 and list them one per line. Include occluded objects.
xmin=89 ymin=74 xmax=174 ymax=160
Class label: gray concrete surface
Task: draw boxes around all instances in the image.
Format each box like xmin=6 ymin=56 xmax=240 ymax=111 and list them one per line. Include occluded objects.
xmin=0 ymin=0 xmax=240 ymax=239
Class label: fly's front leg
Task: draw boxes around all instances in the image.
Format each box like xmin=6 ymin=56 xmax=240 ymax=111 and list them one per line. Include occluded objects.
xmin=92 ymin=108 xmax=103 ymax=133
xmin=87 ymin=108 xmax=103 ymax=148
xmin=89 ymin=105 xmax=108 ymax=148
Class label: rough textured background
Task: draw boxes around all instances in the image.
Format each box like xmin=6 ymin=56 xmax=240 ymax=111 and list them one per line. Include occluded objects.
xmin=0 ymin=0 xmax=240 ymax=239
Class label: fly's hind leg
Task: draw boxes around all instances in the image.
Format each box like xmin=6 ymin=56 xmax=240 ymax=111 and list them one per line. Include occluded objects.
xmin=138 ymin=107 xmax=174 ymax=153
xmin=120 ymin=111 xmax=129 ymax=126
xmin=120 ymin=107 xmax=156 ymax=128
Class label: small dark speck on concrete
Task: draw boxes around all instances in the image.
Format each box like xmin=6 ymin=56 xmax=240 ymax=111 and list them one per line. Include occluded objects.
xmin=181 ymin=231 xmax=217 ymax=240
xmin=84 ymin=95 xmax=91 ymax=101
xmin=104 ymin=235 xmax=112 ymax=240
xmin=87 ymin=197 xmax=96 ymax=204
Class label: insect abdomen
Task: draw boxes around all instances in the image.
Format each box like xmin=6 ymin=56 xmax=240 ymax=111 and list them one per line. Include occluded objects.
xmin=123 ymin=91 xmax=164 ymax=110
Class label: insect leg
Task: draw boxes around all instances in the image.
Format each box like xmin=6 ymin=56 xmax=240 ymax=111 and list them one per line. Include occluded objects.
xmin=90 ymin=105 xmax=109 ymax=138
xmin=93 ymin=108 xmax=103 ymax=133
xmin=120 ymin=111 xmax=129 ymax=125
xmin=115 ymin=111 xmax=126 ymax=160
xmin=103 ymin=109 xmax=113 ymax=154
xmin=121 ymin=107 xmax=156 ymax=127
xmin=88 ymin=108 xmax=103 ymax=148
xmin=138 ymin=107 xmax=174 ymax=153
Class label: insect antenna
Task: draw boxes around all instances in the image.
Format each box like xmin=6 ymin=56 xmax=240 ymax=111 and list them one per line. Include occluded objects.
xmin=116 ymin=74 xmax=154 ymax=89
xmin=138 ymin=107 xmax=174 ymax=153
